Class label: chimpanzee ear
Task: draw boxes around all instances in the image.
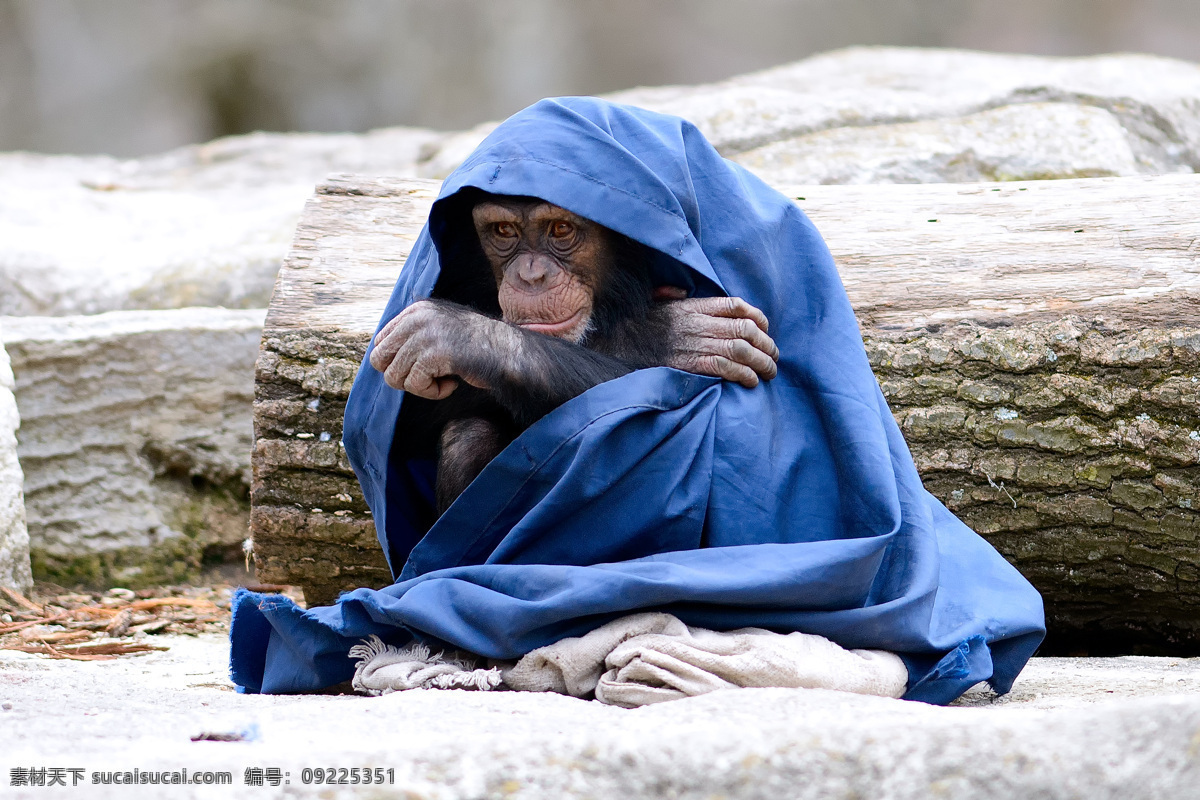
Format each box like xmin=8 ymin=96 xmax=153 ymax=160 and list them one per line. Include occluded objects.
xmin=652 ymin=286 xmax=689 ymax=301
xmin=646 ymin=249 xmax=717 ymax=298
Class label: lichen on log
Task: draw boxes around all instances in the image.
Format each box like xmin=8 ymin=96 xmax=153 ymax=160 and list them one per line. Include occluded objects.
xmin=252 ymin=328 xmax=386 ymax=605
xmin=871 ymin=318 xmax=1200 ymax=653
xmin=253 ymin=173 xmax=1200 ymax=652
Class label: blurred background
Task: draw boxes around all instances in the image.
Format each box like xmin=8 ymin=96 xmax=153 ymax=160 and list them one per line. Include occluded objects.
xmin=4 ymin=0 xmax=1200 ymax=157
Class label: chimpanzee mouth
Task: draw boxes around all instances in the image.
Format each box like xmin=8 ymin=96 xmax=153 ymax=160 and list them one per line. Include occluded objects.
xmin=517 ymin=309 xmax=586 ymax=337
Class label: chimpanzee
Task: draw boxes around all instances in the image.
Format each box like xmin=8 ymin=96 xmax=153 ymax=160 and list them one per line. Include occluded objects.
xmin=368 ymin=192 xmax=780 ymax=515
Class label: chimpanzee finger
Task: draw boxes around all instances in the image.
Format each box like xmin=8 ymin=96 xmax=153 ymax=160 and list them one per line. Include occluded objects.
xmin=701 ymin=316 xmax=780 ymax=362
xmin=726 ymin=338 xmax=779 ymax=380
xmin=380 ymin=347 xmax=414 ymax=391
xmin=684 ymin=337 xmax=776 ymax=381
xmin=687 ymin=296 xmax=771 ymax=334
xmin=404 ymin=362 xmax=460 ymax=400
xmin=381 ymin=327 xmax=429 ymax=391
xmin=370 ymin=333 xmax=404 ymax=374
xmin=370 ymin=308 xmax=422 ymax=372
xmin=697 ymin=354 xmax=760 ymax=389
xmin=373 ymin=302 xmax=424 ymax=348
xmin=370 ymin=322 xmax=396 ymax=369
xmin=387 ymin=333 xmax=458 ymax=399
xmin=671 ymin=352 xmax=759 ymax=387
xmin=369 ymin=341 xmax=390 ymax=374
xmin=374 ymin=314 xmax=403 ymax=345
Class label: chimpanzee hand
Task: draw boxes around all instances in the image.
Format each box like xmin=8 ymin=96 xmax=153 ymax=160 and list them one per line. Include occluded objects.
xmin=655 ymin=289 xmax=780 ymax=388
xmin=369 ymin=300 xmax=514 ymax=399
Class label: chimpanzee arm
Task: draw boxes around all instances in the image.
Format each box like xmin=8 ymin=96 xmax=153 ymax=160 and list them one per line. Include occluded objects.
xmin=436 ymin=416 xmax=510 ymax=513
xmin=370 ymin=299 xmax=636 ymax=427
xmin=466 ymin=333 xmax=635 ymax=426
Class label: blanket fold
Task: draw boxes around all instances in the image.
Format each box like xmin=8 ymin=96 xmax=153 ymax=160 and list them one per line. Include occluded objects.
xmin=350 ymin=613 xmax=908 ymax=707
xmin=508 ymin=612 xmax=909 ymax=706
xmin=229 ymin=97 xmax=1045 ymax=705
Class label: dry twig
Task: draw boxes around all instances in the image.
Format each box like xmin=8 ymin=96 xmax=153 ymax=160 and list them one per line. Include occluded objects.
xmin=0 ymin=585 xmax=238 ymax=661
xmin=4 ymin=642 xmax=168 ymax=661
xmin=1 ymin=587 xmax=43 ymax=613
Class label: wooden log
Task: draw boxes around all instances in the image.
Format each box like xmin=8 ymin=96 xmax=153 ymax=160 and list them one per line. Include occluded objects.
xmin=251 ymin=178 xmax=437 ymax=605
xmin=253 ymin=173 xmax=1200 ymax=655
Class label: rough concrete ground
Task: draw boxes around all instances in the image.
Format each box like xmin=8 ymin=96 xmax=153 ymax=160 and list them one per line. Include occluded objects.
xmin=4 ymin=632 xmax=1200 ymax=799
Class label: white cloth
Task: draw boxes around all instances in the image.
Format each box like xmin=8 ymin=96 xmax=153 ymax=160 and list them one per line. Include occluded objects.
xmin=351 ymin=613 xmax=909 ymax=707
xmin=504 ymin=613 xmax=908 ymax=706
xmin=349 ymin=639 xmax=502 ymax=695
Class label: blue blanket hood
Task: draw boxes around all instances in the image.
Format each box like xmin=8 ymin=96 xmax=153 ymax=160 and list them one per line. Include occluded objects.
xmin=230 ymin=97 xmax=1045 ymax=704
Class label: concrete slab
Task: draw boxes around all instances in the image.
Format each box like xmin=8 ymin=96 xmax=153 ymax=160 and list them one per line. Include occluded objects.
xmin=4 ymin=633 xmax=1200 ymax=799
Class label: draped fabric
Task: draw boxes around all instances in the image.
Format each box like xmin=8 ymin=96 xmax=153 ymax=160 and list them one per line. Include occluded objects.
xmin=230 ymin=97 xmax=1044 ymax=704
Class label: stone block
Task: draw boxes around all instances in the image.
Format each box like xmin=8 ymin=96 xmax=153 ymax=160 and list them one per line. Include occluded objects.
xmin=0 ymin=127 xmax=443 ymax=317
xmin=0 ymin=308 xmax=264 ymax=587
xmin=734 ymin=103 xmax=1140 ymax=184
xmin=611 ymin=47 xmax=1200 ymax=173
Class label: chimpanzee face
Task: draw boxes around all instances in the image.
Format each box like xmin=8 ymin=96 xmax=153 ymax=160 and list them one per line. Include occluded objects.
xmin=471 ymin=198 xmax=611 ymax=343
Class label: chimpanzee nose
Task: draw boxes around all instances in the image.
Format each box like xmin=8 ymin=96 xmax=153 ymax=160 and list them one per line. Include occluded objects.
xmin=514 ymin=255 xmax=557 ymax=288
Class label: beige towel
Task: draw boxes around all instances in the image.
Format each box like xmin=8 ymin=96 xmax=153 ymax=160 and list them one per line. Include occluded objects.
xmin=503 ymin=613 xmax=908 ymax=707
xmin=351 ymin=613 xmax=908 ymax=707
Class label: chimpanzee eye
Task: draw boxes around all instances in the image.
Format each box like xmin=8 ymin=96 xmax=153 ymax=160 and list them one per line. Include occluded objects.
xmin=550 ymin=221 xmax=574 ymax=239
xmin=494 ymin=222 xmax=517 ymax=238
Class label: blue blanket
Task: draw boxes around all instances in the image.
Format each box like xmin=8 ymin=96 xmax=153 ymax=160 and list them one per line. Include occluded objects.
xmin=230 ymin=98 xmax=1044 ymax=704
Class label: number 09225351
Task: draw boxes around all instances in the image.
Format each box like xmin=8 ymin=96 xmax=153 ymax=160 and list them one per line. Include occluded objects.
xmin=300 ymin=767 xmax=394 ymax=785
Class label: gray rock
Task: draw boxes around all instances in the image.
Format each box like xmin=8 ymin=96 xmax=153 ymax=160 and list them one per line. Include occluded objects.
xmin=0 ymin=127 xmax=443 ymax=317
xmin=733 ymin=102 xmax=1141 ymax=184
xmin=0 ymin=308 xmax=263 ymax=586
xmin=414 ymin=121 xmax=500 ymax=180
xmin=611 ymin=47 xmax=1200 ymax=174
xmin=0 ymin=335 xmax=32 ymax=594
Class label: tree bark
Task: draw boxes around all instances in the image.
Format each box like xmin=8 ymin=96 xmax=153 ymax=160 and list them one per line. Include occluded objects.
xmin=253 ymin=173 xmax=1200 ymax=654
